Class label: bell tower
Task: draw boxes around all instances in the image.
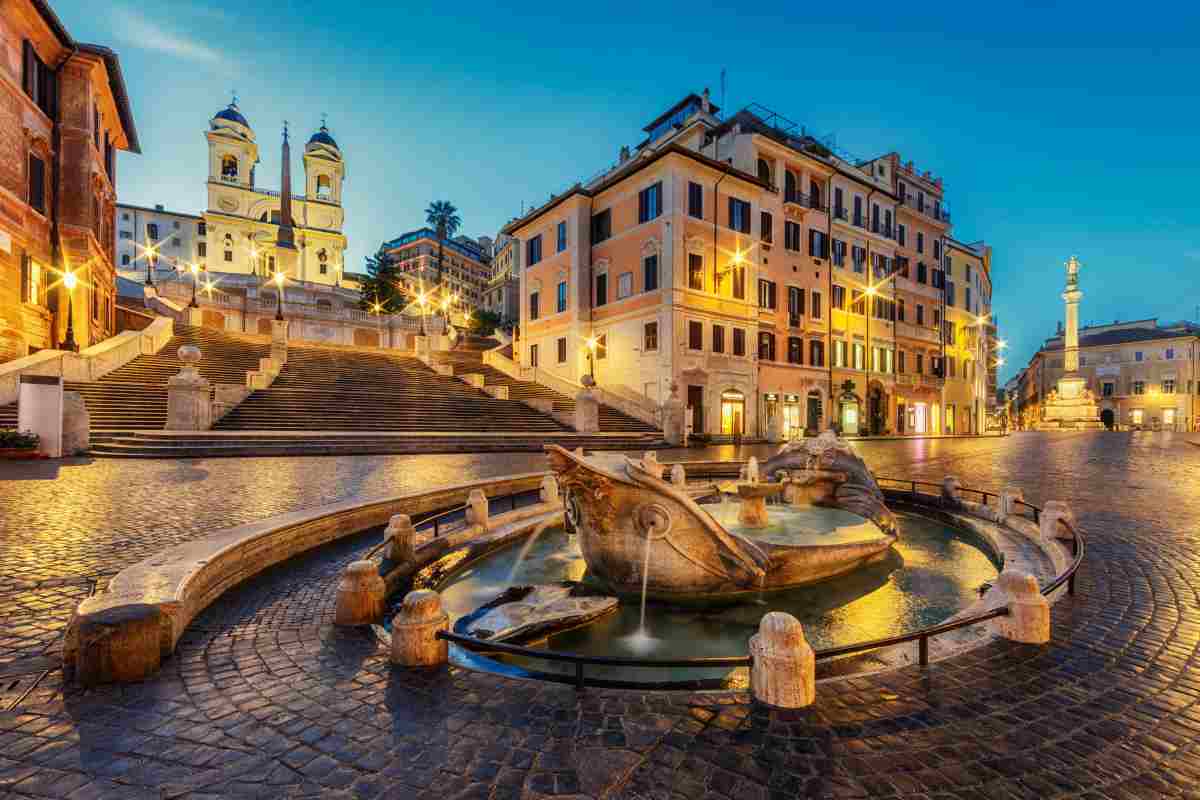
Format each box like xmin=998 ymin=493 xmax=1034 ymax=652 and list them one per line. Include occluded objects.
xmin=206 ymin=97 xmax=258 ymax=189
xmin=303 ymin=116 xmax=345 ymax=207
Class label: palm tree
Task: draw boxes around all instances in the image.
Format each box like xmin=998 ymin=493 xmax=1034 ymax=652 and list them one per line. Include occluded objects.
xmin=425 ymin=201 xmax=461 ymax=289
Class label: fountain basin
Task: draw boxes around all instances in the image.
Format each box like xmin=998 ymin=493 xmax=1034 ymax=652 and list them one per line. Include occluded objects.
xmin=547 ymin=445 xmax=897 ymax=600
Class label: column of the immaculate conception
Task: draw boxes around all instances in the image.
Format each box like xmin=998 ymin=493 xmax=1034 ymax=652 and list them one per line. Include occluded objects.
xmin=1036 ymin=256 xmax=1102 ymax=430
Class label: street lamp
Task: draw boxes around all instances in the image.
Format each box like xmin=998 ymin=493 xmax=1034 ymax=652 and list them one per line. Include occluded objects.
xmin=417 ymin=290 xmax=429 ymax=336
xmin=138 ymin=235 xmax=160 ymax=287
xmin=272 ymin=271 xmax=286 ymax=321
xmin=61 ymin=270 xmax=79 ymax=352
xmin=188 ymin=262 xmax=200 ymax=308
xmin=585 ymin=335 xmax=599 ymax=381
xmin=370 ymin=298 xmax=385 ymax=347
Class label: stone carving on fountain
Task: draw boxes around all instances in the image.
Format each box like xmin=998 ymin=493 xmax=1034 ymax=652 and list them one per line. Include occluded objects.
xmin=546 ymin=440 xmax=897 ymax=600
xmin=761 ymin=430 xmax=898 ymax=536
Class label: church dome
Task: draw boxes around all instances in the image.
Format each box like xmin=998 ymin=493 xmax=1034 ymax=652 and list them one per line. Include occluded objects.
xmin=308 ymin=126 xmax=338 ymax=149
xmin=213 ymin=102 xmax=250 ymax=128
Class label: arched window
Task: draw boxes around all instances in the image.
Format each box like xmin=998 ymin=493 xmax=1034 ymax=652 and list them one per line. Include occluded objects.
xmin=221 ymin=155 xmax=238 ymax=178
xmin=757 ymin=158 xmax=771 ymax=185
xmin=784 ymin=171 xmax=797 ymax=201
xmin=808 ymin=180 xmax=821 ymax=210
xmin=316 ymin=174 xmax=332 ymax=199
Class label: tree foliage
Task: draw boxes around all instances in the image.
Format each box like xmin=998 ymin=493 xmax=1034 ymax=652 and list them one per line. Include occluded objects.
xmin=358 ymin=245 xmax=407 ymax=312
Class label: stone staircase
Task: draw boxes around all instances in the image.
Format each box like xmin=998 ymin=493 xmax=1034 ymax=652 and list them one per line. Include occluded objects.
xmin=430 ymin=348 xmax=659 ymax=434
xmin=0 ymin=325 xmax=269 ymax=432
xmin=214 ymin=344 xmax=572 ymax=433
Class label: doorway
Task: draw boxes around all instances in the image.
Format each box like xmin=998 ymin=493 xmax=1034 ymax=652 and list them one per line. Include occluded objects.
xmin=840 ymin=399 xmax=860 ymax=435
xmin=896 ymin=402 xmax=906 ymax=435
xmin=687 ymin=385 xmax=704 ymax=435
xmin=1100 ymin=408 xmax=1114 ymax=430
xmin=910 ymin=402 xmax=928 ymax=434
xmin=783 ymin=396 xmax=802 ymax=440
xmin=806 ymin=391 xmax=822 ymax=433
xmin=720 ymin=390 xmax=745 ymax=436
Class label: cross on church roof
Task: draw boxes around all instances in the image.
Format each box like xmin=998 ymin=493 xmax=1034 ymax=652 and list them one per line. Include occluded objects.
xmin=230 ymin=89 xmax=238 ymax=106
xmin=320 ymin=112 xmax=328 ymax=129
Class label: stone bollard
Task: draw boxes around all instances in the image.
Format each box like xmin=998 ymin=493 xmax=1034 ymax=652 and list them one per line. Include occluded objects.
xmin=539 ymin=475 xmax=560 ymax=505
xmin=941 ymin=475 xmax=962 ymax=507
xmin=575 ymin=385 xmax=600 ymax=433
xmin=670 ymin=463 xmax=687 ymax=488
xmin=385 ymin=514 xmax=417 ymax=563
xmin=334 ymin=561 xmax=386 ymax=626
xmin=466 ymin=489 xmax=489 ymax=530
xmin=1040 ymin=500 xmax=1075 ymax=543
xmin=271 ymin=318 xmax=289 ymax=364
xmin=999 ymin=488 xmax=1024 ymax=521
xmin=662 ymin=382 xmax=687 ymax=446
xmin=994 ymin=571 xmax=1050 ymax=644
xmin=749 ymin=612 xmax=815 ymax=708
xmin=167 ymin=345 xmax=212 ymax=430
xmin=391 ymin=590 xmax=449 ymax=666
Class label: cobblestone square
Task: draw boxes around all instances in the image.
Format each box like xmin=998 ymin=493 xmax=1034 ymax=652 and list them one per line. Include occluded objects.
xmin=1 ymin=432 xmax=1198 ymax=798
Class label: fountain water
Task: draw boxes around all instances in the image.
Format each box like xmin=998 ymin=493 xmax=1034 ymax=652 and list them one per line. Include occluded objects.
xmin=505 ymin=524 xmax=548 ymax=588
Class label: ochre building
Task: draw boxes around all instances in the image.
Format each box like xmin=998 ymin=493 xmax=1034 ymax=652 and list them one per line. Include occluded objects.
xmin=0 ymin=0 xmax=138 ymax=361
xmin=502 ymin=91 xmax=994 ymax=438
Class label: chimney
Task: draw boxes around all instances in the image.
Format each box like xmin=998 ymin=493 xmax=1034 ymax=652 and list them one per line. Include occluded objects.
xmin=619 ymin=145 xmax=630 ymax=163
xmin=1056 ymin=320 xmax=1064 ymax=335
xmin=701 ymin=88 xmax=711 ymax=113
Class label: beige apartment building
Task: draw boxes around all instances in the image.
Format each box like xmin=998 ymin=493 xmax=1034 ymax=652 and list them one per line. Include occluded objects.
xmin=1023 ymin=319 xmax=1200 ymax=431
xmin=482 ymin=234 xmax=519 ymax=324
xmin=382 ymin=228 xmax=492 ymax=312
xmin=501 ymin=91 xmax=994 ymax=438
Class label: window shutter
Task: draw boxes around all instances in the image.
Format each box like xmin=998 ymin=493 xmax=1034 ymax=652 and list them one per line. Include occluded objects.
xmin=638 ymin=189 xmax=646 ymax=223
xmin=20 ymin=255 xmax=30 ymax=303
xmin=23 ymin=41 xmax=36 ymax=97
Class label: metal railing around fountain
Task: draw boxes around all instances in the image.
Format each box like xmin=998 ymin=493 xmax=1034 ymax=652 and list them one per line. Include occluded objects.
xmin=362 ymin=493 xmax=532 ymax=559
xmin=435 ymin=481 xmax=1086 ymax=691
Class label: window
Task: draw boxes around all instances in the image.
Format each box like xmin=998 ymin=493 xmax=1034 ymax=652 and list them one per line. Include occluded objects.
xmin=529 ymin=291 xmax=540 ymax=320
xmin=556 ymin=280 xmax=567 ymax=313
xmin=833 ymin=340 xmax=847 ymax=367
xmin=761 ymin=211 xmax=773 ymax=243
xmin=758 ymin=279 xmax=777 ymax=310
xmin=617 ymin=272 xmax=633 ymax=299
xmin=965 ymin=287 xmax=972 ymax=311
xmin=20 ymin=256 xmax=41 ymax=305
xmin=758 ymin=158 xmax=772 ymax=184
xmin=224 ymin=249 xmax=233 ymax=262
xmin=831 ymin=285 xmax=846 ymax=310
xmin=896 ymin=256 xmax=910 ymax=278
xmin=945 ymin=281 xmax=955 ymax=307
xmin=22 ymin=41 xmax=57 ymax=118
xmin=590 ymin=209 xmax=611 ymax=243
xmin=221 ymin=155 xmax=238 ymax=178
xmin=644 ymin=322 xmax=658 ymax=351
xmin=852 ymin=343 xmax=865 ymax=370
xmin=198 ymin=242 xmax=207 ymax=258
xmin=728 ymin=197 xmax=751 ymax=233
xmin=732 ymin=263 xmax=745 ymax=300
xmin=1166 ymin=347 xmax=1175 ymax=360
xmin=1135 ymin=351 xmax=1143 ymax=362
xmin=851 ymin=246 xmax=865 ymax=273
xmin=898 ymin=224 xmax=906 ymax=247
xmin=638 ymin=182 xmax=663 ymax=224
xmin=831 ymin=239 xmax=846 ymax=267
xmin=688 ymin=320 xmax=703 ymax=350
xmin=1163 ymin=379 xmax=1176 ymax=394
xmin=915 ymin=353 xmax=924 ymax=374
xmin=916 ymin=231 xmax=925 ymax=254
xmin=712 ymin=325 xmax=725 ymax=353
xmin=556 ymin=221 xmax=567 ymax=252
xmin=933 ymin=308 xmax=941 ymax=327
xmin=809 ymin=230 xmax=829 ymax=259
xmin=733 ymin=328 xmax=746 ymax=356
xmin=688 ymin=182 xmax=703 ymax=218
xmin=758 ymin=332 xmax=776 ymax=361
xmin=529 ymin=344 xmax=539 ymax=367
xmin=643 ymin=255 xmax=659 ymax=292
xmin=1133 ymin=380 xmax=1145 ymax=395
xmin=595 ymin=273 xmax=607 ymax=306
xmin=898 ymin=351 xmax=906 ymax=374
xmin=933 ymin=240 xmax=942 ymax=261
xmin=783 ymin=221 xmax=800 ymax=252
xmin=788 ymin=337 xmax=803 ymax=364
xmin=917 ymin=262 xmax=927 ymax=284
xmin=557 ymin=337 xmax=567 ymax=363
xmin=597 ymin=335 xmax=609 ymax=360
xmin=121 ymin=254 xmax=130 ymax=265
xmin=811 ymin=291 xmax=822 ymax=319
xmin=787 ymin=286 xmax=805 ymax=320
xmin=526 ymin=235 xmax=542 ymax=266
xmin=810 ymin=340 xmax=825 ymax=366
xmin=809 ymin=181 xmax=821 ymax=209
xmin=27 ymin=155 xmax=46 ymax=214
xmin=688 ymin=253 xmax=704 ymax=291
xmin=1102 ymin=382 xmax=1114 ymax=397
xmin=833 ymin=187 xmax=845 ymax=217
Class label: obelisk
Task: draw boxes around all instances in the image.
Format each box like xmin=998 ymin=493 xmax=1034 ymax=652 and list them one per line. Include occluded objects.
xmin=271 ymin=122 xmax=296 ymax=355
xmin=1056 ymin=256 xmax=1085 ymax=400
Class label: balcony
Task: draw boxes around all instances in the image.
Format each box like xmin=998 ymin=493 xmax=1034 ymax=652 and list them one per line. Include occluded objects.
xmin=833 ymin=207 xmax=848 ymax=222
xmin=783 ymin=191 xmax=828 ymax=215
xmin=898 ymin=196 xmax=951 ymax=225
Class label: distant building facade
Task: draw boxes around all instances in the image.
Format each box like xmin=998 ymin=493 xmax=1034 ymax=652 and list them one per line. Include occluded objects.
xmin=1017 ymin=318 xmax=1200 ymax=431
xmin=482 ymin=234 xmax=518 ymax=323
xmin=381 ymin=228 xmax=492 ymax=312
xmin=0 ymin=0 xmax=138 ymax=361
xmin=501 ymin=90 xmax=994 ymax=438
xmin=115 ymin=203 xmax=204 ymax=272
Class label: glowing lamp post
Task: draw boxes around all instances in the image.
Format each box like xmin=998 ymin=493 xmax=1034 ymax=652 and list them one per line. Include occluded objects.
xmin=273 ymin=271 xmax=286 ymax=321
xmin=140 ymin=236 xmax=159 ymax=287
xmin=585 ymin=335 xmax=598 ymax=381
xmin=371 ymin=299 xmax=384 ymax=347
xmin=188 ymin=262 xmax=200 ymax=308
xmin=417 ymin=291 xmax=429 ymax=336
xmin=61 ymin=270 xmax=79 ymax=352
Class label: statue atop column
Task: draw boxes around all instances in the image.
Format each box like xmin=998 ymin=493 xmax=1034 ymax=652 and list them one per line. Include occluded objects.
xmin=1036 ymin=255 xmax=1102 ymax=430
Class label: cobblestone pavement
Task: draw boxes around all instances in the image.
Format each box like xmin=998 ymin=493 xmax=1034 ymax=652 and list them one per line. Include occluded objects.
xmin=2 ymin=432 xmax=1200 ymax=798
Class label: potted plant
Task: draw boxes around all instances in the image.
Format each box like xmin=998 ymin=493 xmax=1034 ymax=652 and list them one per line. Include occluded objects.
xmin=0 ymin=429 xmax=41 ymax=459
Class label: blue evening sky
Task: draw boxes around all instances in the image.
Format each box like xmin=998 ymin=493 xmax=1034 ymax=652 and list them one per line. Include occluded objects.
xmin=57 ymin=1 xmax=1200 ymax=382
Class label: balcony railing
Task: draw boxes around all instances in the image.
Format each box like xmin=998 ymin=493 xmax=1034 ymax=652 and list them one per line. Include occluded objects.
xmin=783 ymin=191 xmax=828 ymax=213
xmin=899 ymin=196 xmax=952 ymax=224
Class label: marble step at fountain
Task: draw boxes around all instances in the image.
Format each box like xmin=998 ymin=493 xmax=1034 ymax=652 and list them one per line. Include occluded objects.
xmin=455 ymin=582 xmax=618 ymax=643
